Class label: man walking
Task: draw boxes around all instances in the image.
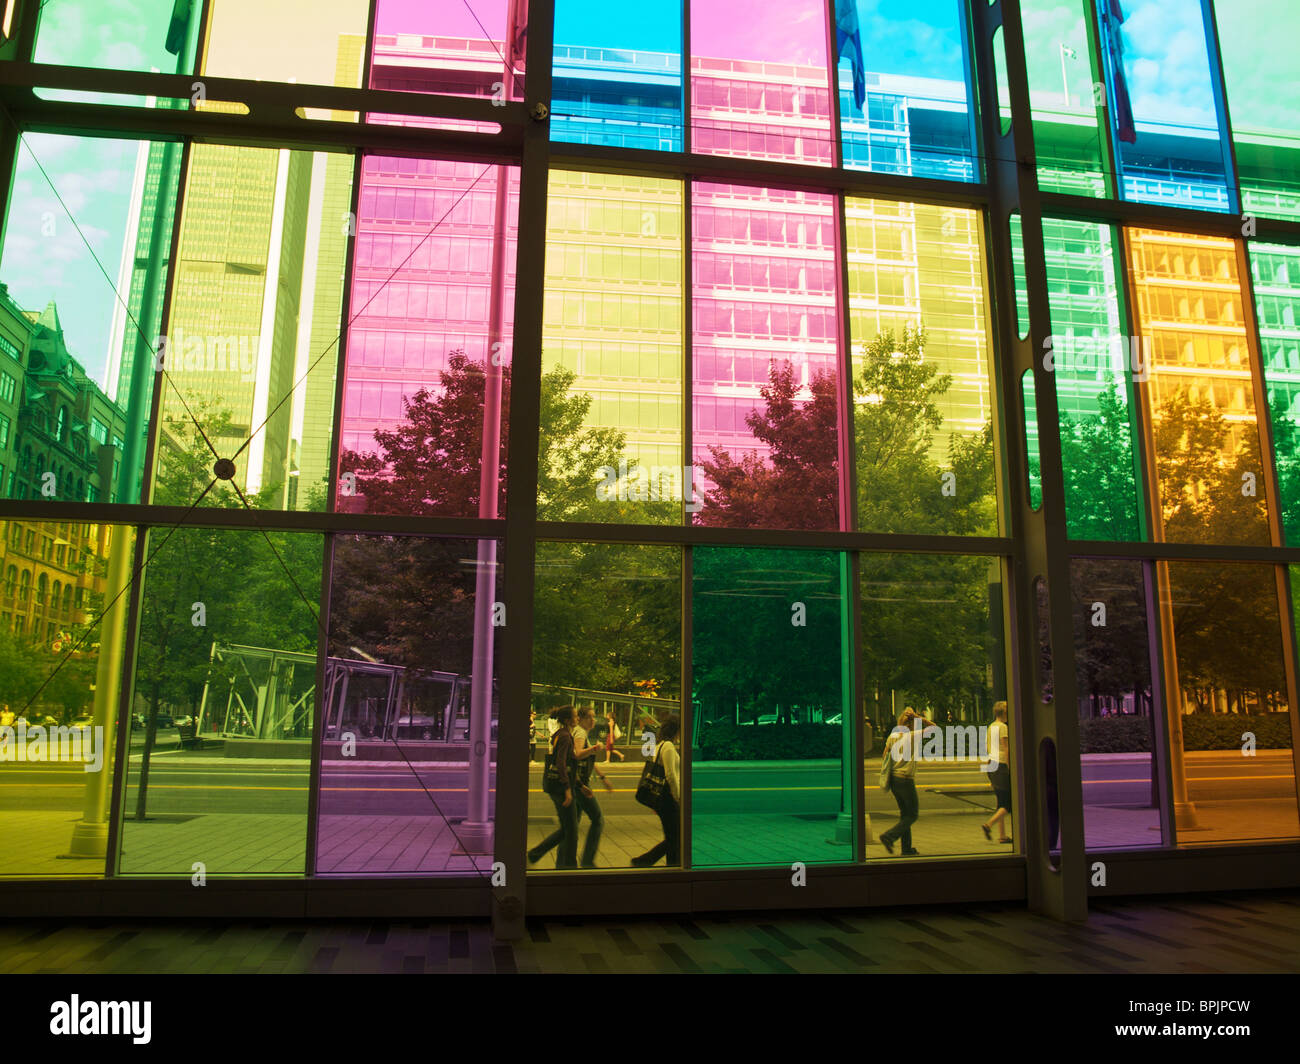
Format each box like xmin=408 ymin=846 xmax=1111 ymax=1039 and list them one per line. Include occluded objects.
xmin=880 ymin=707 xmax=939 ymax=856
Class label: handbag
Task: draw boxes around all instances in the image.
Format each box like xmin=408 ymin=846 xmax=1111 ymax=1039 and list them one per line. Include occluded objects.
xmin=635 ymin=746 xmax=667 ymax=809
xmin=542 ymin=733 xmax=565 ymax=795
xmin=878 ymin=736 xmax=895 ymax=791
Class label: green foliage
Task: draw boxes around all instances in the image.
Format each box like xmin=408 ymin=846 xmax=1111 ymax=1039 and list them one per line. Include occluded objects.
xmin=1057 ymin=377 xmax=1141 ymax=540
xmin=1078 ymin=715 xmax=1154 ymax=753
xmin=1181 ymin=712 xmax=1293 ymax=750
xmin=1078 ymin=713 xmax=1293 ymax=752
xmin=691 ymin=546 xmax=847 ymax=732
xmin=696 ymin=721 xmax=843 ymax=761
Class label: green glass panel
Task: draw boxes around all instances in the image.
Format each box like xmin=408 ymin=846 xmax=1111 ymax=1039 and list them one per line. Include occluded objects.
xmin=1042 ymin=218 xmax=1141 ymax=540
xmin=1022 ymin=369 xmax=1041 ymax=510
xmin=1216 ymin=0 xmax=1300 ymax=220
xmin=1010 ymin=213 xmax=1029 ymax=341
xmin=118 ymin=527 xmax=321 ymax=876
xmin=0 ymin=132 xmax=182 ymax=506
xmin=860 ymin=552 xmax=1008 ymax=859
xmin=991 ymin=26 xmax=1011 ymax=136
xmin=0 ymin=519 xmax=132 ymax=876
xmin=32 ymin=0 xmax=202 ymax=103
xmin=1250 ymin=242 xmax=1300 ymax=545
xmin=691 ymin=546 xmax=853 ymax=868
xmin=1020 ymin=0 xmax=1108 ymax=196
xmin=531 ymin=541 xmax=681 ymax=869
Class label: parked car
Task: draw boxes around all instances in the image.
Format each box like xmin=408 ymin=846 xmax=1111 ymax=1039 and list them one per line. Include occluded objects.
xmin=70 ymin=715 xmax=94 ymax=729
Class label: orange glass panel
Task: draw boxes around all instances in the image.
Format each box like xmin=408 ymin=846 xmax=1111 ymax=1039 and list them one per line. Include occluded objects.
xmin=1126 ymin=228 xmax=1271 ymax=545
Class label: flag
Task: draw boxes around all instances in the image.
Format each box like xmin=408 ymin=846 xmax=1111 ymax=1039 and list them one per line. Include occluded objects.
xmin=1103 ymin=0 xmax=1137 ymax=144
xmin=836 ymin=0 xmax=867 ymax=114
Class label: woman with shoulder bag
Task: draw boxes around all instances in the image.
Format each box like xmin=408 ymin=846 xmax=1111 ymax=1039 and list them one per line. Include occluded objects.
xmin=528 ymin=706 xmax=581 ymax=868
xmin=630 ymin=714 xmax=681 ymax=867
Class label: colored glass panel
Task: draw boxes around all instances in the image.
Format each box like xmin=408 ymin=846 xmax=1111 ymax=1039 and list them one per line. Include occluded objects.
xmin=1126 ymin=228 xmax=1270 ymax=545
xmin=835 ymin=0 xmax=977 ymax=181
xmin=337 ymin=158 xmax=518 ymax=519
xmin=690 ymin=0 xmax=834 ymax=166
xmin=1043 ymin=218 xmax=1141 ymax=540
xmin=861 ymin=552 xmax=1009 ymax=859
xmin=151 ymin=145 xmax=355 ymax=513
xmin=1022 ymin=369 xmax=1042 ymax=510
xmin=31 ymin=0 xmax=201 ymax=104
xmin=0 ymin=132 xmax=183 ymax=506
xmin=1215 ymin=0 xmax=1300 ymax=221
xmin=692 ymin=546 xmax=853 ymax=868
xmin=369 ymin=0 xmax=525 ymax=131
xmin=1250 ymin=242 xmax=1300 ymax=546
xmin=691 ymin=183 xmax=842 ymax=531
xmin=118 ymin=527 xmax=321 ymax=875
xmin=203 ymin=0 xmax=368 ymax=93
xmin=316 ymin=535 xmax=500 ymax=875
xmin=531 ymin=541 xmax=681 ymax=870
xmin=1020 ymin=0 xmax=1109 ymax=197
xmin=1161 ymin=561 xmax=1298 ymax=845
xmin=551 ymin=0 xmax=684 ymax=151
xmin=0 ymin=519 xmax=132 ymax=876
xmin=845 ymin=198 xmax=999 ymax=535
xmin=542 ymin=171 xmax=682 ymax=524
xmin=1071 ymin=557 xmax=1162 ymax=848
xmin=1098 ymin=0 xmax=1232 ymax=211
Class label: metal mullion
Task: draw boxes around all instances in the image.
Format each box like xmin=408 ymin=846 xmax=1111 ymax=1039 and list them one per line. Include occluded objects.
xmin=305 ymin=144 xmax=363 ymax=880
xmin=1106 ymin=220 xmax=1156 ymax=543
xmin=549 ymin=142 xmax=991 ymax=205
xmin=680 ymin=544 xmax=692 ymax=870
xmin=8 ymin=0 xmax=41 ymax=61
xmin=1042 ymin=190 xmax=1300 ymax=244
xmin=682 ymin=0 xmax=691 ymax=157
xmin=1140 ymin=557 xmax=1178 ymax=848
xmin=1236 ymin=236 xmax=1285 ymax=548
xmin=303 ymin=531 xmax=334 ymax=879
xmin=823 ymin=0 xmax=843 ymax=169
xmin=361 ymin=0 xmax=379 ymax=91
xmin=0 ymin=61 xmax=530 ymax=129
xmin=846 ymin=548 xmax=866 ymax=864
xmin=138 ymin=139 xmax=195 ymax=508
xmin=104 ymin=526 xmax=152 ymax=875
xmin=1080 ymin=0 xmax=1120 ymax=201
xmin=1274 ymin=562 xmax=1300 ymax=811
xmin=682 ymin=176 xmax=693 ymax=530
xmin=494 ymin=0 xmax=554 ymax=938
xmin=1200 ymin=0 xmax=1242 ymax=217
xmin=972 ymin=0 xmax=1087 ymax=921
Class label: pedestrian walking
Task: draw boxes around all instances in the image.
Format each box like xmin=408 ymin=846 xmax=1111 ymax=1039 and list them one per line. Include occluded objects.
xmin=528 ymin=709 xmax=537 ymax=764
xmin=603 ymin=712 xmax=625 ymax=762
xmin=528 ymin=706 xmax=581 ymax=869
xmin=572 ymin=706 xmax=612 ymax=867
xmin=981 ymin=701 xmax=1013 ymax=844
xmin=879 ymin=707 xmax=939 ymax=856
xmin=630 ymin=714 xmax=681 ymax=867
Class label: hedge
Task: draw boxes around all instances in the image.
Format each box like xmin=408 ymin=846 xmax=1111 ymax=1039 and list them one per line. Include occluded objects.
xmin=696 ymin=722 xmax=842 ymax=761
xmin=1079 ymin=713 xmax=1293 ymax=753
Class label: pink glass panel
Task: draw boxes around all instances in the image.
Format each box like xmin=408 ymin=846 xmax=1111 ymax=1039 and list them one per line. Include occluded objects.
xmin=338 ymin=158 xmax=519 ymax=517
xmin=690 ymin=0 xmax=834 ymax=165
xmin=691 ymin=182 xmax=842 ymax=530
xmin=369 ymin=0 xmax=525 ymax=131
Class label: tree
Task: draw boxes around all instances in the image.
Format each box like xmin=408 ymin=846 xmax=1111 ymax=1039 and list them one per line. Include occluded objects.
xmin=340 ymin=352 xmax=659 ymax=523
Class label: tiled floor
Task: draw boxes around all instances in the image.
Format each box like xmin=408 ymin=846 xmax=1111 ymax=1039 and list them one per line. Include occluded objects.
xmin=1 ymin=891 xmax=1296 ymax=973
